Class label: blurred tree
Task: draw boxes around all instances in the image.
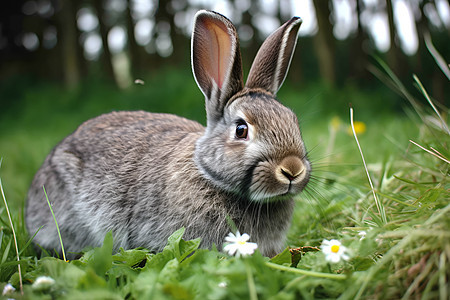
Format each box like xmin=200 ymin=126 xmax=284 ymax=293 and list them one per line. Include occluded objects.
xmin=240 ymin=2 xmax=260 ymax=71
xmin=415 ymin=0 xmax=428 ymax=73
xmin=93 ymin=0 xmax=116 ymax=85
xmin=312 ymin=0 xmax=336 ymax=86
xmin=414 ymin=0 xmax=447 ymax=105
xmin=2 ymin=0 xmax=61 ymax=82
xmin=0 ymin=0 xmax=448 ymax=93
xmin=386 ymin=0 xmax=408 ymax=78
xmin=349 ymin=0 xmax=370 ymax=80
xmin=152 ymin=0 xmax=188 ymax=66
xmin=126 ymin=0 xmax=143 ymax=78
xmin=57 ymin=0 xmax=82 ymax=88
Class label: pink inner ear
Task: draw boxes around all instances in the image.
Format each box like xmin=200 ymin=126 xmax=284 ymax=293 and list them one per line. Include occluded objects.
xmin=203 ymin=20 xmax=232 ymax=89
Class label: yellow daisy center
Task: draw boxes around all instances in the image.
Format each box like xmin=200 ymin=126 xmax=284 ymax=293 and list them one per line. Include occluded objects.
xmin=331 ymin=245 xmax=340 ymax=253
xmin=238 ymin=240 xmax=246 ymax=245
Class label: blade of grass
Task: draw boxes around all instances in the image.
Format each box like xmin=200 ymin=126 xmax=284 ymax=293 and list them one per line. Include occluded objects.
xmin=367 ymin=64 xmax=404 ymax=97
xmin=351 ymin=233 xmax=416 ymax=299
xmin=43 ymin=186 xmax=67 ymax=261
xmin=413 ymin=74 xmax=450 ymax=135
xmin=368 ymin=57 xmax=443 ymax=139
xmin=424 ymin=203 xmax=450 ymax=226
xmin=245 ymin=260 xmax=258 ymax=300
xmin=422 ymin=269 xmax=440 ymax=299
xmin=423 ymin=31 xmax=450 ymax=80
xmin=265 ymin=261 xmax=347 ymax=280
xmin=375 ymin=191 xmax=416 ymax=207
xmin=18 ymin=226 xmax=43 ymax=256
xmin=0 ymin=176 xmax=23 ymax=294
xmin=438 ymin=251 xmax=448 ymax=300
xmin=409 ymin=140 xmax=450 ymax=164
xmin=393 ymin=175 xmax=436 ymax=185
xmin=401 ymin=252 xmax=435 ymax=300
xmin=371 ymin=56 xmax=423 ymax=116
xmin=1 ymin=239 xmax=12 ymax=265
xmin=394 ymin=175 xmax=442 ymax=186
xmin=0 ymin=258 xmax=31 ymax=269
xmin=350 ymin=107 xmax=387 ymax=224
xmin=430 ymin=147 xmax=448 ymax=160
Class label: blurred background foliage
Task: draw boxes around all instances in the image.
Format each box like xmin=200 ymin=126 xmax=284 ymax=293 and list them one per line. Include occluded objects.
xmin=0 ymin=0 xmax=448 ymax=93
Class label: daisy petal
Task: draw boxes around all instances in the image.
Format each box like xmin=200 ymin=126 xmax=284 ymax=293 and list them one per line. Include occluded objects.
xmin=240 ymin=233 xmax=250 ymax=242
xmin=223 ymin=231 xmax=258 ymax=257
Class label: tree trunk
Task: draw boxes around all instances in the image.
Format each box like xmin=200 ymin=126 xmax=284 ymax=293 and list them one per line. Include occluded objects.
xmin=385 ymin=0 xmax=405 ymax=77
xmin=312 ymin=0 xmax=336 ymax=86
xmin=126 ymin=0 xmax=142 ymax=78
xmin=93 ymin=0 xmax=116 ymax=85
xmin=349 ymin=0 xmax=369 ymax=81
xmin=152 ymin=0 xmax=187 ymax=67
xmin=241 ymin=7 xmax=259 ymax=72
xmin=58 ymin=0 xmax=81 ymax=88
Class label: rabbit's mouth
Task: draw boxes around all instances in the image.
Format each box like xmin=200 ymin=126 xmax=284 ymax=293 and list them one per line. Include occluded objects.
xmin=247 ymin=155 xmax=310 ymax=202
xmin=248 ymin=179 xmax=309 ymax=203
xmin=283 ymin=180 xmax=308 ymax=198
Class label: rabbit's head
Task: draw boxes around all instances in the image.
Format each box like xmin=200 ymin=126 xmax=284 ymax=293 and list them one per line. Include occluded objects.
xmin=192 ymin=10 xmax=310 ymax=202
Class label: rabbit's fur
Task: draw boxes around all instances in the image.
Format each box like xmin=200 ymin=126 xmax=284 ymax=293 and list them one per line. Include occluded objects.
xmin=26 ymin=10 xmax=311 ymax=258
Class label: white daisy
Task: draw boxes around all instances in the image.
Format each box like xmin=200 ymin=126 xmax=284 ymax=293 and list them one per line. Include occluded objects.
xmin=320 ymin=239 xmax=350 ymax=263
xmin=223 ymin=231 xmax=258 ymax=257
xmin=358 ymin=231 xmax=367 ymax=241
xmin=2 ymin=283 xmax=15 ymax=296
xmin=32 ymin=276 xmax=55 ymax=291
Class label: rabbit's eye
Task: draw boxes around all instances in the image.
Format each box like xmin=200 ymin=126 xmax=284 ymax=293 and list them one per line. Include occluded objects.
xmin=235 ymin=123 xmax=248 ymax=139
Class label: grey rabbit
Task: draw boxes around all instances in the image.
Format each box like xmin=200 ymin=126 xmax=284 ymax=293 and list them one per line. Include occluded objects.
xmin=26 ymin=10 xmax=311 ymax=258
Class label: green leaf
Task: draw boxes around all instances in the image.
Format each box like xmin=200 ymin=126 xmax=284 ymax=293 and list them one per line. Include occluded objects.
xmin=162 ymin=283 xmax=193 ymax=300
xmin=166 ymin=227 xmax=185 ymax=247
xmin=146 ymin=249 xmax=175 ymax=272
xmin=164 ymin=227 xmax=185 ymax=260
xmin=77 ymin=268 xmax=107 ymax=290
xmin=62 ymin=289 xmax=123 ymax=300
xmin=26 ymin=257 xmax=87 ymax=291
xmin=269 ymin=247 xmax=292 ymax=266
xmin=80 ymin=232 xmax=113 ymax=277
xmin=131 ymin=269 xmax=159 ymax=298
xmin=112 ymin=248 xmax=150 ymax=268
xmin=178 ymin=238 xmax=201 ymax=262
xmin=158 ymin=258 xmax=179 ymax=283
xmin=163 ymin=227 xmax=201 ymax=262
xmin=94 ymin=232 xmax=113 ymax=276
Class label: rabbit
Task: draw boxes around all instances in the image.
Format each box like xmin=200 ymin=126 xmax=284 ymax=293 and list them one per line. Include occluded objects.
xmin=26 ymin=10 xmax=311 ymax=258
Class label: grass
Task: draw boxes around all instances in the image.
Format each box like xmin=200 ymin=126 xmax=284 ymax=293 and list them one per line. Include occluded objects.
xmin=0 ymin=64 xmax=448 ymax=299
xmin=0 ymin=174 xmax=23 ymax=294
xmin=42 ymin=186 xmax=67 ymax=262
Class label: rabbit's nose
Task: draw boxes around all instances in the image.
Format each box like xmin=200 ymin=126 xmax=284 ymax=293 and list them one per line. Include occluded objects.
xmin=278 ymin=156 xmax=305 ymax=182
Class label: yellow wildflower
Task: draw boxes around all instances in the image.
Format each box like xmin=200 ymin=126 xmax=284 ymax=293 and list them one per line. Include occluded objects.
xmin=348 ymin=121 xmax=366 ymax=135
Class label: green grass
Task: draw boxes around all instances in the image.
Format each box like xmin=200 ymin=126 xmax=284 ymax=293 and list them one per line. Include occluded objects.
xmin=0 ymin=67 xmax=448 ymax=299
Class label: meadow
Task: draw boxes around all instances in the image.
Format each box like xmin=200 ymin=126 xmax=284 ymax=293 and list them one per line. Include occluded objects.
xmin=0 ymin=64 xmax=448 ymax=299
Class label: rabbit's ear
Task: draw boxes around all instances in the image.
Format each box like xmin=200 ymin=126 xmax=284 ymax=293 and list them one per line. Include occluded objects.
xmin=191 ymin=10 xmax=244 ymax=125
xmin=245 ymin=17 xmax=302 ymax=95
